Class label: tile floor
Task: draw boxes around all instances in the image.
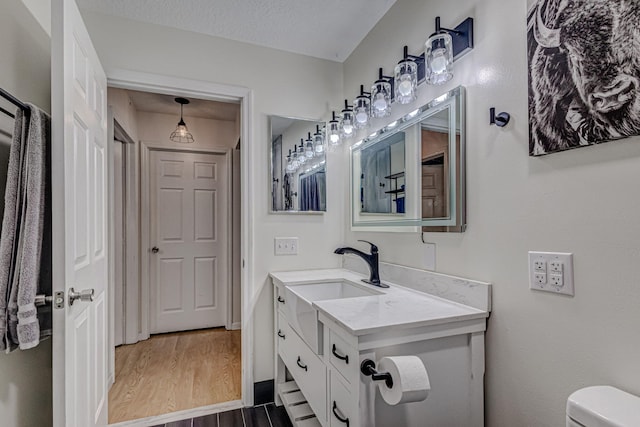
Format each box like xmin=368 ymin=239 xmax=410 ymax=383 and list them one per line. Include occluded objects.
xmin=153 ymin=404 xmax=293 ymax=427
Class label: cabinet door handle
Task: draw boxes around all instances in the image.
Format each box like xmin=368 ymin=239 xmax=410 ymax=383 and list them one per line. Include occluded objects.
xmin=332 ymin=344 xmax=349 ymax=364
xmin=277 ymin=296 xmax=285 ymax=304
xmin=296 ymin=356 xmax=308 ymax=372
xmin=332 ymin=402 xmax=350 ymax=426
xmin=277 ymin=330 xmax=285 ymax=339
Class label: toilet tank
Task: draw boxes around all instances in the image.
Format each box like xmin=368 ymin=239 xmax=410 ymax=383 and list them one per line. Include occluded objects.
xmin=566 ymin=386 xmax=640 ymax=427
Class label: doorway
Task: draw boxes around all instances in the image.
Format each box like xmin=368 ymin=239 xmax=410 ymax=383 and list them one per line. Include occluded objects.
xmin=106 ymin=86 xmax=246 ymax=425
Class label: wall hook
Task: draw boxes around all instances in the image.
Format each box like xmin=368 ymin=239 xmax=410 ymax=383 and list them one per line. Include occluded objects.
xmin=490 ymin=108 xmax=510 ymax=127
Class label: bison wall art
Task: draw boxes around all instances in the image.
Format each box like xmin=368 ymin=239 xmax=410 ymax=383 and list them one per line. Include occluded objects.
xmin=527 ymin=0 xmax=640 ymax=156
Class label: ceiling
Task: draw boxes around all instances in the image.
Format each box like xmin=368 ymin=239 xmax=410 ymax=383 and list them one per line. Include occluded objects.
xmin=126 ymin=90 xmax=239 ymax=121
xmin=77 ymin=0 xmax=397 ymax=62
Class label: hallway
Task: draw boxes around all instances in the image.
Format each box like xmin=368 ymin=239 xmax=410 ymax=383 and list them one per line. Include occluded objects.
xmin=109 ymin=328 xmax=241 ymax=423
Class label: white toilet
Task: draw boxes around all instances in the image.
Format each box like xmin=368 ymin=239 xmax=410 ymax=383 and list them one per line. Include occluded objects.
xmin=566 ymin=386 xmax=640 ymax=426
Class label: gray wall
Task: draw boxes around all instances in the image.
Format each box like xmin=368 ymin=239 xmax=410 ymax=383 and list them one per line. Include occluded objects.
xmin=0 ymin=1 xmax=52 ymax=426
xmin=342 ymin=0 xmax=640 ymax=426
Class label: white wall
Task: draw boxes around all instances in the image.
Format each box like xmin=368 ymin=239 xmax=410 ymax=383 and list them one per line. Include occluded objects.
xmin=343 ymin=0 xmax=640 ymax=426
xmin=80 ymin=10 xmax=346 ymax=382
xmin=0 ymin=1 xmax=52 ymax=426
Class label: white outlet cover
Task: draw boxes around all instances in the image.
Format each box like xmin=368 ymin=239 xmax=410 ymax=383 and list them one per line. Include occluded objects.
xmin=528 ymin=251 xmax=574 ymax=296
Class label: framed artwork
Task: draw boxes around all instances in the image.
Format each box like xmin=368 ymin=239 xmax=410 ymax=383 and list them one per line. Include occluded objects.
xmin=527 ymin=0 xmax=640 ymax=156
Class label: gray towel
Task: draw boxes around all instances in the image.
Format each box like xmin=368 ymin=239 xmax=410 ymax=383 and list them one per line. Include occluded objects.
xmin=0 ymin=107 xmax=27 ymax=352
xmin=0 ymin=104 xmax=51 ymax=351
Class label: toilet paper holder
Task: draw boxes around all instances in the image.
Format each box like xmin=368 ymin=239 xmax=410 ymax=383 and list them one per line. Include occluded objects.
xmin=361 ymin=359 xmax=393 ymax=388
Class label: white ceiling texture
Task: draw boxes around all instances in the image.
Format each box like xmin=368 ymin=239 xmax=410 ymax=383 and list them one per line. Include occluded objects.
xmin=77 ymin=0 xmax=397 ymax=62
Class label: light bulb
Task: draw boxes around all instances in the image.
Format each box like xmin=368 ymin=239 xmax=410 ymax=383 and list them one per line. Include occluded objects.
xmin=343 ymin=123 xmax=353 ymax=134
xmin=329 ymin=133 xmax=340 ymax=144
xmin=430 ymin=50 xmax=448 ymax=74
xmin=373 ymin=94 xmax=387 ymax=112
xmin=355 ymin=110 xmax=368 ymax=124
xmin=398 ymin=79 xmax=413 ymax=97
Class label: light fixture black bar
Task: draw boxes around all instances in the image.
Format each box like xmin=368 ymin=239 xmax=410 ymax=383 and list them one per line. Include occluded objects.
xmin=433 ymin=17 xmax=474 ymax=60
xmin=377 ymin=68 xmax=395 ymax=102
xmin=402 ymin=45 xmax=427 ymax=84
xmin=359 ymin=85 xmax=371 ymax=97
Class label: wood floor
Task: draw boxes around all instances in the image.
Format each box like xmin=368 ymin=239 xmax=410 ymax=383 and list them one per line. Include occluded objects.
xmin=109 ymin=328 xmax=242 ymax=424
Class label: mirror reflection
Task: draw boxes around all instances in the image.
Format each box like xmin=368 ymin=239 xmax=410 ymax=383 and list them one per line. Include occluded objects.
xmin=359 ymin=132 xmax=405 ymax=214
xmin=351 ymin=86 xmax=465 ymax=231
xmin=270 ymin=116 xmax=326 ymax=213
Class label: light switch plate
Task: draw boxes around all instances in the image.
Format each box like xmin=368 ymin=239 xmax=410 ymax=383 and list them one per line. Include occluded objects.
xmin=528 ymin=251 xmax=574 ymax=296
xmin=275 ymin=237 xmax=298 ymax=255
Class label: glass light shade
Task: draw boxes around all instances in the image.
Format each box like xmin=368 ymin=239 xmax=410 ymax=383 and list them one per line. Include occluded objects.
xmin=340 ymin=110 xmax=355 ymax=139
xmin=286 ymin=156 xmax=295 ymax=175
xmin=328 ymin=120 xmax=341 ymax=146
xmin=371 ymin=80 xmax=391 ymax=118
xmin=394 ymin=59 xmax=418 ymax=104
xmin=313 ymin=130 xmax=325 ymax=154
xmin=425 ymin=32 xmax=454 ymax=85
xmin=170 ymin=120 xmax=195 ymax=143
xmin=305 ymin=138 xmax=314 ymax=158
xmin=353 ymin=96 xmax=371 ymax=129
xmin=291 ymin=151 xmax=299 ymax=170
xmin=297 ymin=145 xmax=306 ymax=165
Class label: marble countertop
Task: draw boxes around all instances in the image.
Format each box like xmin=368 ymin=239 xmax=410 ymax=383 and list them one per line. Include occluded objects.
xmin=269 ymin=269 xmax=489 ymax=336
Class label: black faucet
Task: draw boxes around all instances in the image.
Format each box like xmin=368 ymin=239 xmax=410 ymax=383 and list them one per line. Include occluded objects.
xmin=334 ymin=240 xmax=388 ymax=288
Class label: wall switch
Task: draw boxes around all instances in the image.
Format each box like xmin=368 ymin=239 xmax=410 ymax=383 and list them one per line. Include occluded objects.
xmin=275 ymin=237 xmax=298 ymax=255
xmin=528 ymin=251 xmax=574 ymax=296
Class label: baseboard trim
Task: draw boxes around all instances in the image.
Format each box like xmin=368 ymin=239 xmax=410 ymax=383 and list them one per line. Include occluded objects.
xmin=108 ymin=400 xmax=243 ymax=427
xmin=230 ymin=322 xmax=241 ymax=330
xmin=254 ymin=380 xmax=275 ymax=405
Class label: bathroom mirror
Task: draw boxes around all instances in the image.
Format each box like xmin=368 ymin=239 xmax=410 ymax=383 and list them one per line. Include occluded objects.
xmin=350 ymin=86 xmax=465 ymax=231
xmin=270 ymin=116 xmax=326 ymax=213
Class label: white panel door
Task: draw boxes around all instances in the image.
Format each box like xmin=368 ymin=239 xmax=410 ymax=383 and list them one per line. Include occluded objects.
xmin=149 ymin=150 xmax=229 ymax=333
xmin=52 ymin=0 xmax=109 ymax=426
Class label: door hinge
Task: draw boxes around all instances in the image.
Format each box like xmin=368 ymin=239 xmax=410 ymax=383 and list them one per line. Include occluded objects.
xmin=54 ymin=291 xmax=65 ymax=309
xmin=242 ymin=259 xmax=245 ymax=268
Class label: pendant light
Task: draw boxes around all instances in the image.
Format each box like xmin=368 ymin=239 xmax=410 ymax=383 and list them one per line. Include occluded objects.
xmin=170 ymin=97 xmax=195 ymax=143
xmin=354 ymin=85 xmax=371 ymax=129
xmin=371 ymin=68 xmax=392 ymax=118
xmin=313 ymin=125 xmax=325 ymax=155
xmin=394 ymin=46 xmax=420 ymax=104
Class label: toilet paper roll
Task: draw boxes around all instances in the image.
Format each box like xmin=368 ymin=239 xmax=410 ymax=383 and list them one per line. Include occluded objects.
xmin=377 ymin=356 xmax=430 ymax=406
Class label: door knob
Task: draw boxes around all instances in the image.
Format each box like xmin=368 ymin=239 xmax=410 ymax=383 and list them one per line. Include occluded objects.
xmin=151 ymin=246 xmax=159 ymax=253
xmin=68 ymin=288 xmax=95 ymax=306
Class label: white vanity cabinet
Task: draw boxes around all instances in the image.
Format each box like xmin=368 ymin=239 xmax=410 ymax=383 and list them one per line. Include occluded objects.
xmin=271 ymin=268 xmax=491 ymax=427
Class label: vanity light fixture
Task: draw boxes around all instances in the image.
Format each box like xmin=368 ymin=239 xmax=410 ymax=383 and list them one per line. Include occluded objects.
xmin=313 ymin=125 xmax=325 ymax=155
xmin=297 ymin=140 xmax=307 ymax=165
xmin=425 ymin=17 xmax=474 ymax=85
xmin=394 ymin=46 xmax=423 ymax=104
xmin=286 ymin=149 xmax=295 ymax=175
xmin=169 ymin=97 xmax=195 ymax=143
xmin=340 ymin=100 xmax=355 ymax=139
xmin=328 ymin=111 xmax=341 ymax=146
xmin=354 ymin=85 xmax=372 ymax=129
xmin=291 ymin=148 xmax=299 ymax=171
xmin=371 ymin=68 xmax=393 ymax=118
xmin=304 ymin=132 xmax=315 ymax=158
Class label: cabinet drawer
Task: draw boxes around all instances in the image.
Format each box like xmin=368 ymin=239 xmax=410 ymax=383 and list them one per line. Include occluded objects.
xmin=329 ymin=330 xmax=358 ymax=385
xmin=280 ymin=325 xmax=327 ymax=424
xmin=330 ymin=371 xmax=358 ymax=427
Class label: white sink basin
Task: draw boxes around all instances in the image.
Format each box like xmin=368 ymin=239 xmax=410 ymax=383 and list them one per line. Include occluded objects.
xmin=290 ymin=280 xmax=381 ymax=304
xmin=284 ymin=280 xmax=382 ymax=353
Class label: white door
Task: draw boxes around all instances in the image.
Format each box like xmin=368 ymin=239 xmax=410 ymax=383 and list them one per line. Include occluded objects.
xmin=51 ymin=0 xmax=109 ymax=426
xmin=149 ymin=150 xmax=229 ymax=333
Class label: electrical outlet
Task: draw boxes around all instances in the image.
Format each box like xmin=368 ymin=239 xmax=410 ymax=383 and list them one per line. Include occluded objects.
xmin=528 ymin=251 xmax=574 ymax=296
xmin=274 ymin=237 xmax=299 ymax=255
xmin=534 ymin=272 xmax=547 ymax=286
xmin=549 ymin=273 xmax=563 ymax=287
xmin=534 ymin=258 xmax=547 ymax=272
xmin=549 ymin=261 xmax=563 ymax=273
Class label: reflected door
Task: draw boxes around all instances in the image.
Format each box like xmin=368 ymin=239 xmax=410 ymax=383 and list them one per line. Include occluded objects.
xmin=149 ymin=150 xmax=228 ymax=333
